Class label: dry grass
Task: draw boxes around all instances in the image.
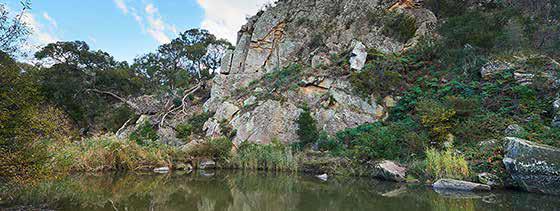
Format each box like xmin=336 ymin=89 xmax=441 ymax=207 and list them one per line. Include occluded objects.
xmin=50 ymin=135 xmax=176 ymax=173
xmin=425 ymin=148 xmax=470 ymax=180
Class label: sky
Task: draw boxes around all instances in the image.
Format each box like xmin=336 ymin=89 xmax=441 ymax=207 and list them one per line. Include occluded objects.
xmin=5 ymin=0 xmax=273 ymax=62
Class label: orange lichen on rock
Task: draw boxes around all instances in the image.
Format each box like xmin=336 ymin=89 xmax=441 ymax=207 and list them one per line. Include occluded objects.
xmin=388 ymin=0 xmax=417 ymax=11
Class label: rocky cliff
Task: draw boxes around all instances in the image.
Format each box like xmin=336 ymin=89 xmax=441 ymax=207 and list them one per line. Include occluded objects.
xmin=202 ymin=0 xmax=437 ymax=145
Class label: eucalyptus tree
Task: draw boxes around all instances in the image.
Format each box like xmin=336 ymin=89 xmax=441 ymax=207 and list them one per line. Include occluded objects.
xmin=0 ymin=0 xmax=31 ymax=56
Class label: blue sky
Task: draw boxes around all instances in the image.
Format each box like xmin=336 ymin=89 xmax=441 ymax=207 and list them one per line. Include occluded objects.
xmin=5 ymin=0 xmax=272 ymax=62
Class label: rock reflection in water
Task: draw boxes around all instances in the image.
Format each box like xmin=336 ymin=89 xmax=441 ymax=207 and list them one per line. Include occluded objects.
xmin=1 ymin=171 xmax=559 ymax=211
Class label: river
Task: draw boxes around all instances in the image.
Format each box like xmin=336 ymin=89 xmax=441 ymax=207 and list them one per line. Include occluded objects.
xmin=1 ymin=170 xmax=559 ymax=211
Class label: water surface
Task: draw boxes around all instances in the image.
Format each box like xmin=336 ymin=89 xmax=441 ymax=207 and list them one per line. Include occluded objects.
xmin=1 ymin=170 xmax=559 ymax=211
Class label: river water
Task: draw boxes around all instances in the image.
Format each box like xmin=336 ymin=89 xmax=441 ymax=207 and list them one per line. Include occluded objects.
xmin=1 ymin=170 xmax=559 ymax=211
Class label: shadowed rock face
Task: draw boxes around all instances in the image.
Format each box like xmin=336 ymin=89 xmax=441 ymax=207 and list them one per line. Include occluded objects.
xmin=203 ymin=0 xmax=437 ymax=145
xmin=503 ymin=137 xmax=560 ymax=195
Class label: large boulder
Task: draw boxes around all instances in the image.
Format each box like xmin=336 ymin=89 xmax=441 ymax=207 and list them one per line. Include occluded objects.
xmin=349 ymin=40 xmax=367 ymax=71
xmin=503 ymin=137 xmax=560 ymax=195
xmin=433 ymin=179 xmax=491 ymax=192
xmin=370 ymin=160 xmax=407 ymax=182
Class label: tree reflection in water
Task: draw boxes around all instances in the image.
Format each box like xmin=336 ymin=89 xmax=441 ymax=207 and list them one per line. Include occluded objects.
xmin=1 ymin=171 xmax=559 ymax=211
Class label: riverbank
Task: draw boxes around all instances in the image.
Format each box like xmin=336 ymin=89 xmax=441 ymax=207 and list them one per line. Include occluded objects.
xmin=9 ymin=134 xmax=557 ymax=198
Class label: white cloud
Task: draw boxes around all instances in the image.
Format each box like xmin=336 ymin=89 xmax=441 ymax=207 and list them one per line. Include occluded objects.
xmin=42 ymin=12 xmax=57 ymax=29
xmin=22 ymin=11 xmax=58 ymax=45
xmin=113 ymin=0 xmax=128 ymax=14
xmin=113 ymin=1 xmax=174 ymax=45
xmin=144 ymin=3 xmax=171 ymax=44
xmin=88 ymin=36 xmax=98 ymax=46
xmin=196 ymin=0 xmax=274 ymax=44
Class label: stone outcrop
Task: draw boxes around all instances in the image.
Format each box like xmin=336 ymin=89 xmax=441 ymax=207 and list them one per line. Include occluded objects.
xmin=203 ymin=0 xmax=437 ymax=144
xmin=503 ymin=137 xmax=560 ymax=195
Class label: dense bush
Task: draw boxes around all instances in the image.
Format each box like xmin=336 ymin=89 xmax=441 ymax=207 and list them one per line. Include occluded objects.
xmin=317 ymin=131 xmax=344 ymax=153
xmin=296 ymin=106 xmax=319 ymax=148
xmin=416 ymin=99 xmax=456 ymax=144
xmin=129 ymin=121 xmax=159 ymax=146
xmin=336 ymin=123 xmax=402 ymax=161
xmin=185 ymin=137 xmax=233 ymax=161
xmin=350 ymin=52 xmax=406 ymax=98
xmin=382 ymin=11 xmax=418 ymax=42
xmin=175 ymin=123 xmax=193 ymax=142
xmin=180 ymin=112 xmax=212 ymax=138
xmin=0 ymin=53 xmax=76 ymax=181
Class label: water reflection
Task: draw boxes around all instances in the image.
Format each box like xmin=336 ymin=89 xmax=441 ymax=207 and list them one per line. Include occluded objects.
xmin=1 ymin=170 xmax=559 ymax=211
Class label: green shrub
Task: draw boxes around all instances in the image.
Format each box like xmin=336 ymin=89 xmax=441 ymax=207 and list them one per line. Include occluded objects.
xmin=439 ymin=11 xmax=506 ymax=49
xmin=382 ymin=12 xmax=418 ymax=42
xmin=453 ymin=113 xmax=512 ymax=146
xmin=186 ymin=137 xmax=233 ymax=161
xmin=425 ymin=148 xmax=470 ymax=180
xmin=416 ymin=99 xmax=456 ymax=144
xmin=186 ymin=112 xmax=212 ymax=137
xmin=446 ymin=96 xmax=480 ymax=117
xmin=129 ymin=121 xmax=159 ymax=146
xmin=336 ymin=123 xmax=401 ymax=160
xmin=99 ymin=105 xmax=136 ymax=133
xmin=521 ymin=117 xmax=560 ymax=148
xmin=175 ymin=123 xmax=193 ymax=142
xmin=389 ymin=118 xmax=430 ymax=158
xmin=296 ymin=106 xmax=319 ymax=148
xmin=231 ymin=139 xmax=297 ymax=171
xmin=350 ymin=53 xmax=405 ymax=98
xmin=317 ymin=131 xmax=344 ymax=153
xmin=423 ymin=0 xmax=467 ymax=18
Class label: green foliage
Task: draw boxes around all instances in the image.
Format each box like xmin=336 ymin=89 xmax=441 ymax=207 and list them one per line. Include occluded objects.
xmin=520 ymin=117 xmax=560 ymax=148
xmin=0 ymin=52 xmax=75 ymax=181
xmin=0 ymin=1 xmax=31 ymax=55
xmin=184 ymin=112 xmax=212 ymax=137
xmin=425 ymin=148 xmax=470 ymax=180
xmin=296 ymin=106 xmax=319 ymax=148
xmin=129 ymin=121 xmax=159 ymax=146
xmin=185 ymin=137 xmax=233 ymax=161
xmin=317 ymin=131 xmax=344 ymax=153
xmin=99 ymin=105 xmax=136 ymax=133
xmin=263 ymin=64 xmax=303 ymax=91
xmin=175 ymin=123 xmax=193 ymax=142
xmin=133 ymin=29 xmax=232 ymax=90
xmin=336 ymin=123 xmax=401 ymax=160
xmin=423 ymin=0 xmax=467 ymax=18
xmin=439 ymin=11 xmax=507 ymax=50
xmin=416 ymin=99 xmax=456 ymax=144
xmin=350 ymin=51 xmax=405 ymax=98
xmin=231 ymin=139 xmax=298 ymax=171
xmin=464 ymin=140 xmax=507 ymax=179
xmin=382 ymin=11 xmax=418 ymax=42
xmin=453 ymin=113 xmax=512 ymax=146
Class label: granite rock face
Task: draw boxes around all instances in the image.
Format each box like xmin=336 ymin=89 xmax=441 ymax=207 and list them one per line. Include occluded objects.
xmin=203 ymin=0 xmax=437 ymax=144
xmin=503 ymin=137 xmax=560 ymax=195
